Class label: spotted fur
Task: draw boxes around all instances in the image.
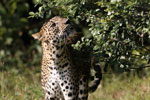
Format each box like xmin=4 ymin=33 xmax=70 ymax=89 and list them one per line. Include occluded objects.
xmin=32 ymin=16 xmax=101 ymax=100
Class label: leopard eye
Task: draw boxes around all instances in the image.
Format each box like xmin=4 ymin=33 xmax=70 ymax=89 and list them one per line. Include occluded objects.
xmin=51 ymin=23 xmax=56 ymax=27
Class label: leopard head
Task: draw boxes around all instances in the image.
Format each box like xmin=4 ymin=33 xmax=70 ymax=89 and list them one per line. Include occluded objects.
xmin=32 ymin=16 xmax=76 ymax=45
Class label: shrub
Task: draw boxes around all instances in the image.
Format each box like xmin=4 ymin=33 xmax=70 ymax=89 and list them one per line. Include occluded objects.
xmin=29 ymin=0 xmax=150 ymax=73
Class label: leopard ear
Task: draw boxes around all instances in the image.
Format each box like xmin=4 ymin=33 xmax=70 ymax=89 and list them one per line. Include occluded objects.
xmin=32 ymin=32 xmax=43 ymax=41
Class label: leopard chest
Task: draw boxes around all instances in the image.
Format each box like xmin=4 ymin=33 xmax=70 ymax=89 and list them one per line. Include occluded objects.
xmin=41 ymin=43 xmax=73 ymax=88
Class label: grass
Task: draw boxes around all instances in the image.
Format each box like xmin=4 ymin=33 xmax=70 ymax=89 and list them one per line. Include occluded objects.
xmin=1 ymin=66 xmax=150 ymax=100
xmin=89 ymin=74 xmax=150 ymax=100
xmin=1 ymin=67 xmax=43 ymax=100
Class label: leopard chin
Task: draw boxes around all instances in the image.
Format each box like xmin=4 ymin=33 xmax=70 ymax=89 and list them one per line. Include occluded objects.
xmin=60 ymin=26 xmax=76 ymax=40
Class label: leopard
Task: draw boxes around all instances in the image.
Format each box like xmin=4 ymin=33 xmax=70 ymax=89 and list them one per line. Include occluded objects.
xmin=32 ymin=16 xmax=102 ymax=100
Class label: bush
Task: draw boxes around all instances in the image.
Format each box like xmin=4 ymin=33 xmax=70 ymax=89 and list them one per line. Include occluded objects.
xmin=29 ymin=0 xmax=150 ymax=73
xmin=1 ymin=0 xmax=150 ymax=73
xmin=0 ymin=0 xmax=43 ymax=69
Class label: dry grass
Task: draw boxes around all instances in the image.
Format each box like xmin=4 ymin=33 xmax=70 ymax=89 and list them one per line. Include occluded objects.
xmin=89 ymin=74 xmax=150 ymax=100
xmin=1 ymin=67 xmax=150 ymax=100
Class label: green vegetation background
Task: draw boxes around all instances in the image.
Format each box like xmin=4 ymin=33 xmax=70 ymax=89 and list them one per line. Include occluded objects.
xmin=1 ymin=0 xmax=150 ymax=100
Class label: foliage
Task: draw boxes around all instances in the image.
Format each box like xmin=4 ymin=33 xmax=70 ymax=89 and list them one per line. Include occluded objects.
xmin=1 ymin=0 xmax=150 ymax=99
xmin=0 ymin=0 xmax=43 ymax=69
xmin=1 ymin=0 xmax=150 ymax=72
xmin=30 ymin=0 xmax=150 ymax=72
